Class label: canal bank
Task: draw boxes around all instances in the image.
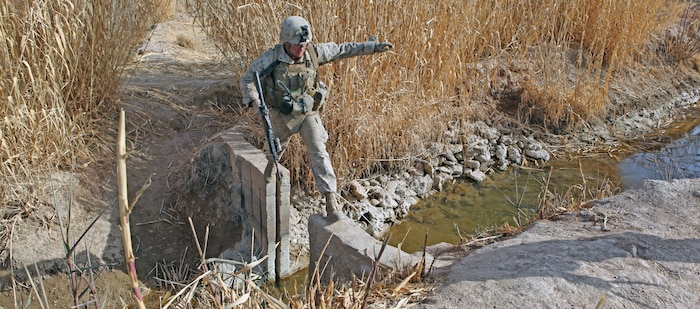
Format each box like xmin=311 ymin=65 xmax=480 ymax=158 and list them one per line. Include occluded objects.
xmin=390 ymin=108 xmax=700 ymax=253
xmin=415 ymin=177 xmax=700 ymax=308
xmin=403 ymin=107 xmax=700 ymax=308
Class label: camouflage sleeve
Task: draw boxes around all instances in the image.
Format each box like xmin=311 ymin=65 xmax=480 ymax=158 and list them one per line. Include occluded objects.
xmin=240 ymin=48 xmax=278 ymax=106
xmin=313 ymin=41 xmax=377 ymax=65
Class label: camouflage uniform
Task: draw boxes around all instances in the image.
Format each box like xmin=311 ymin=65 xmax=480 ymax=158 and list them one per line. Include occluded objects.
xmin=240 ymin=16 xmax=393 ymax=217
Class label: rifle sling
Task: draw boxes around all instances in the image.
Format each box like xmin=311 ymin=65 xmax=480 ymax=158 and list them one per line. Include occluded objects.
xmin=258 ymin=60 xmax=280 ymax=79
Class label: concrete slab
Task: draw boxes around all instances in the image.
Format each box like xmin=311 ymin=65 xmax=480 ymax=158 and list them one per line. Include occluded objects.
xmin=308 ymin=214 xmax=426 ymax=283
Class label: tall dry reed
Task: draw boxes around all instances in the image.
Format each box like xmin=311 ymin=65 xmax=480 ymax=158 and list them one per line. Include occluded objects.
xmin=190 ymin=0 xmax=681 ymax=190
xmin=0 ymin=0 xmax=170 ymax=263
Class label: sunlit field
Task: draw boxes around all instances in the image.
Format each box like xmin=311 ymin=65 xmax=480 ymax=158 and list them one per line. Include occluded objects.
xmin=0 ymin=0 xmax=171 ymax=217
xmin=191 ymin=0 xmax=689 ymax=190
xmin=1 ymin=0 xmax=698 ymax=307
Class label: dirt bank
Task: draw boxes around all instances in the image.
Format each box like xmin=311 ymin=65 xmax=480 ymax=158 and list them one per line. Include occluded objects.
xmin=417 ymin=178 xmax=700 ymax=308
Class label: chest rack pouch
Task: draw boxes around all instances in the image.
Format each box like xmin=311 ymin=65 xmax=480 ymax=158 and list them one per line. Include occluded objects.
xmin=313 ymin=81 xmax=329 ymax=111
xmin=276 ymin=80 xmax=314 ymax=115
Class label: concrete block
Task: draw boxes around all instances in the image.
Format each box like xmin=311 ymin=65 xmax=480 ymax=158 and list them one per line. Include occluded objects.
xmin=263 ymin=179 xmax=276 ymax=278
xmin=308 ymin=214 xmax=423 ymax=284
xmin=240 ymin=157 xmax=254 ymax=216
xmin=231 ymin=156 xmax=249 ymax=218
xmin=216 ymin=124 xmax=293 ymax=281
xmin=277 ymin=167 xmax=291 ymax=276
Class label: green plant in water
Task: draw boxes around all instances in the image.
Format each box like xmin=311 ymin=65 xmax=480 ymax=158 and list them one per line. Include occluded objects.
xmin=537 ymin=159 xmax=620 ymax=219
xmin=494 ymin=168 xmax=540 ymax=228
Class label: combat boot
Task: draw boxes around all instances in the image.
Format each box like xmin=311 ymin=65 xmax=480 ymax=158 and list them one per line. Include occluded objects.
xmin=325 ymin=192 xmax=347 ymax=221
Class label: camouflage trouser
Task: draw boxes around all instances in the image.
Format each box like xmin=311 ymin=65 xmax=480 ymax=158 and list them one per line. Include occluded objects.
xmin=264 ymin=109 xmax=337 ymax=193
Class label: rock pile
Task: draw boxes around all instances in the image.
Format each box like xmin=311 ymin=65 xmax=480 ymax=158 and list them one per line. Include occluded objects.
xmin=336 ymin=121 xmax=552 ymax=237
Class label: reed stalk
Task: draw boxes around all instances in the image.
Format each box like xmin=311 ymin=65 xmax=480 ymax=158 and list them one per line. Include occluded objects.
xmin=117 ymin=108 xmax=146 ymax=309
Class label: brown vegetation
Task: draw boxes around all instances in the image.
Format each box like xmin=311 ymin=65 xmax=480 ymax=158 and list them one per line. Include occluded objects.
xmin=0 ymin=0 xmax=172 ymax=262
xmin=190 ymin=0 xmax=691 ymax=191
xmin=1 ymin=0 xmax=699 ymax=307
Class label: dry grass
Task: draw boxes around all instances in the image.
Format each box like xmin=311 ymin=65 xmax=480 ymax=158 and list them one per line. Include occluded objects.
xmin=0 ymin=0 xmax=695 ymax=307
xmin=668 ymin=3 xmax=700 ymax=61
xmin=152 ymin=259 xmax=433 ymax=308
xmin=0 ymin=0 xmax=171 ymax=262
xmin=141 ymin=220 xmax=435 ymax=309
xmin=190 ymin=0 xmax=688 ymax=191
xmin=536 ymin=158 xmax=621 ymax=220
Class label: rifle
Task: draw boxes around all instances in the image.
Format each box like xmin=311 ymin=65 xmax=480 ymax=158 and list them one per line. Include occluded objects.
xmin=254 ymin=71 xmax=282 ymax=180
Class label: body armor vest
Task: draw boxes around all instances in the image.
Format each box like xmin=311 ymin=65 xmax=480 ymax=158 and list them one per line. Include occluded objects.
xmin=262 ymin=44 xmax=326 ymax=114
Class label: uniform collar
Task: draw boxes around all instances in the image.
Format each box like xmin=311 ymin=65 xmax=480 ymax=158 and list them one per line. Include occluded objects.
xmin=277 ymin=44 xmax=309 ymax=64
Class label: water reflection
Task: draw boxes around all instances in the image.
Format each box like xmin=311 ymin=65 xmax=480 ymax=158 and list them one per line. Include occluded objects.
xmin=619 ymin=124 xmax=700 ymax=188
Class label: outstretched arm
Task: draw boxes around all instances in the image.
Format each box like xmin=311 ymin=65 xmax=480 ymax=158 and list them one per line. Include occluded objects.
xmin=314 ymin=37 xmax=393 ymax=64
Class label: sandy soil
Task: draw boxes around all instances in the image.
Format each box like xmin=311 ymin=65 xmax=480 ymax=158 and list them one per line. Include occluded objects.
xmin=0 ymin=9 xmax=238 ymax=308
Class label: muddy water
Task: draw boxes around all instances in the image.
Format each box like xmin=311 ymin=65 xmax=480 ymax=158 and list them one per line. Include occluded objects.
xmin=388 ymin=158 xmax=620 ymax=253
xmin=390 ymin=109 xmax=700 ymax=253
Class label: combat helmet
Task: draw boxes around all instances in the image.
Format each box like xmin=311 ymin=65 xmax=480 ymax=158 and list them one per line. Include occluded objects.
xmin=279 ymin=16 xmax=312 ymax=44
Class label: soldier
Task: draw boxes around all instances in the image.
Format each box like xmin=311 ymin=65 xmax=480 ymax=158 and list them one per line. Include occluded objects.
xmin=240 ymin=16 xmax=393 ymax=221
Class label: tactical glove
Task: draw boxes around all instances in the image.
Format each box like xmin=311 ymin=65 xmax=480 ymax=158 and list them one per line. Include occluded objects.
xmin=368 ymin=36 xmax=393 ymax=53
xmin=374 ymin=42 xmax=393 ymax=52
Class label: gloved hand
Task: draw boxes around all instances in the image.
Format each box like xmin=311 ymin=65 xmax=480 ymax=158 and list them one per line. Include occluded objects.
xmin=368 ymin=36 xmax=393 ymax=53
xmin=374 ymin=42 xmax=393 ymax=52
xmin=249 ymin=98 xmax=261 ymax=109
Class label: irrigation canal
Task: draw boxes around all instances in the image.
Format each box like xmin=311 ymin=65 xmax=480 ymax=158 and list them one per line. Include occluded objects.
xmin=276 ymin=108 xmax=699 ymax=292
xmin=389 ymin=109 xmax=700 ymax=253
